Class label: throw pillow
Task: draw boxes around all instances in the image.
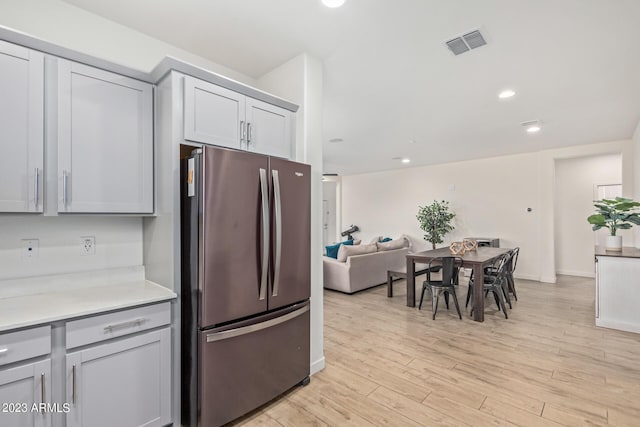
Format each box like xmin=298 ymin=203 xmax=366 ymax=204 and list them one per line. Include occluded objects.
xmin=369 ymin=236 xmax=382 ymax=244
xmin=376 ymin=237 xmax=408 ymax=251
xmin=352 ymin=239 xmax=361 ymax=245
xmin=325 ymin=240 xmax=354 ymax=259
xmin=336 ymin=243 xmax=377 ymax=262
xmin=380 ymin=237 xmax=392 ymax=242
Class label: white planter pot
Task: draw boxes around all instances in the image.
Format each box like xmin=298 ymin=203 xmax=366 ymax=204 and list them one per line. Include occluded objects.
xmin=605 ymin=235 xmax=623 ymax=251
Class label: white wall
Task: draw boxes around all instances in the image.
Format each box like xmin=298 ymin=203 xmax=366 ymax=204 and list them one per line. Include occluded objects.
xmin=0 ymin=216 xmax=142 ymax=280
xmin=0 ymin=0 xmax=256 ymax=85
xmin=554 ymin=154 xmax=622 ymax=277
xmin=341 ymin=139 xmax=633 ymax=283
xmin=257 ymin=54 xmax=325 ymax=375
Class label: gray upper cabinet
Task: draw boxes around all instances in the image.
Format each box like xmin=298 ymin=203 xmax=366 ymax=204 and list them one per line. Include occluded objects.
xmin=184 ymin=76 xmax=246 ymax=149
xmin=246 ymin=97 xmax=292 ymax=159
xmin=0 ymin=40 xmax=44 ymax=213
xmin=57 ymin=60 xmax=153 ymax=213
xmin=183 ymin=75 xmax=294 ymax=159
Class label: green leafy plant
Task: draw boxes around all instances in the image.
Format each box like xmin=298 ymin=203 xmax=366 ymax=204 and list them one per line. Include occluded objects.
xmin=416 ymin=200 xmax=455 ymax=249
xmin=587 ymin=197 xmax=640 ymax=236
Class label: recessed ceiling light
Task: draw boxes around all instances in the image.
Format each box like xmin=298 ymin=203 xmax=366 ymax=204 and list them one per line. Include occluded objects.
xmin=498 ymin=89 xmax=516 ymax=99
xmin=401 ymin=158 xmax=411 ymax=164
xmin=328 ymin=138 xmax=343 ymax=143
xmin=322 ymin=0 xmax=346 ymax=8
xmin=521 ymin=120 xmax=541 ymax=133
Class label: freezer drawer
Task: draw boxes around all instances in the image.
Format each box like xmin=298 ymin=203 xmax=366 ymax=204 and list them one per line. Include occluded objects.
xmin=198 ymin=302 xmax=309 ymax=427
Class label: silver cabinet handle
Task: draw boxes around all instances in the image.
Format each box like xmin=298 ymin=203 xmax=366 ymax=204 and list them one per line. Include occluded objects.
xmin=72 ymin=364 xmax=76 ymax=405
xmin=41 ymin=373 xmax=45 ymax=404
xmin=247 ymin=122 xmax=252 ymax=145
xmin=272 ymin=169 xmax=282 ymax=297
xmin=240 ymin=120 xmax=245 ymax=147
xmin=34 ymin=168 xmax=40 ymax=210
xmin=103 ymin=318 xmax=146 ymax=333
xmin=258 ymin=168 xmax=269 ymax=301
xmin=0 ymin=348 xmax=7 ymax=354
xmin=62 ymin=170 xmax=69 ymax=208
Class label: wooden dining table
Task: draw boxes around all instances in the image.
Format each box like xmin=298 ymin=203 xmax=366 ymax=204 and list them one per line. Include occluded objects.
xmin=406 ymin=246 xmax=511 ymax=322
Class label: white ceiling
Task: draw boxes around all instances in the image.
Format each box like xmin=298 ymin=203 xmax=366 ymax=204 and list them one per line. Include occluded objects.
xmin=63 ymin=0 xmax=640 ymax=175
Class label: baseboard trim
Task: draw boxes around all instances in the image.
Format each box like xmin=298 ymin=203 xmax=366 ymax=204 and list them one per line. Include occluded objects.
xmin=556 ymin=270 xmax=595 ymax=278
xmin=513 ymin=273 xmax=539 ymax=282
xmin=596 ymin=318 xmax=640 ymax=334
xmin=310 ymin=356 xmax=325 ymax=375
xmin=539 ymin=275 xmax=557 ymax=284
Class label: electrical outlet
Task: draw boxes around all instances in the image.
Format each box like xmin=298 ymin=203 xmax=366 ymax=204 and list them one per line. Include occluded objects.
xmin=22 ymin=239 xmax=39 ymax=260
xmin=81 ymin=236 xmax=95 ymax=256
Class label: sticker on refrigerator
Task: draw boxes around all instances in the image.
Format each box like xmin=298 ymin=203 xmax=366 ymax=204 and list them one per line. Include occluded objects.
xmin=188 ymin=158 xmax=195 ymax=197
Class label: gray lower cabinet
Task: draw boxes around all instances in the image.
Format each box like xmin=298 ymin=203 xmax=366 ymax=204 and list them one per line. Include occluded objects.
xmin=0 ymin=325 xmax=52 ymax=427
xmin=64 ymin=303 xmax=172 ymax=427
xmin=65 ymin=329 xmax=171 ymax=427
xmin=0 ymin=359 xmax=52 ymax=427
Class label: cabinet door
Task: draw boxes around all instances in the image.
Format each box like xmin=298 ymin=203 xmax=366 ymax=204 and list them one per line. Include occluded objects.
xmin=246 ymin=98 xmax=292 ymax=159
xmin=183 ymin=76 xmax=245 ymax=149
xmin=58 ymin=60 xmax=153 ymax=213
xmin=0 ymin=359 xmax=51 ymax=427
xmin=0 ymin=40 xmax=44 ymax=212
xmin=65 ymin=328 xmax=171 ymax=427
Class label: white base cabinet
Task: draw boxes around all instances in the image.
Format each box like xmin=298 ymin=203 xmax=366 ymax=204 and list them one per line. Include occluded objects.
xmin=65 ymin=329 xmax=171 ymax=427
xmin=596 ymin=253 xmax=640 ymax=334
xmin=0 ymin=359 xmax=51 ymax=427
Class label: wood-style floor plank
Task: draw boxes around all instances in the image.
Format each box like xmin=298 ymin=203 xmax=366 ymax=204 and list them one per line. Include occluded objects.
xmin=232 ymin=275 xmax=640 ymax=426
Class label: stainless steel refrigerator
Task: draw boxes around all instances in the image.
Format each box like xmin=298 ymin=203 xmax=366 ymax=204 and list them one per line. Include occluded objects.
xmin=181 ymin=146 xmax=311 ymax=427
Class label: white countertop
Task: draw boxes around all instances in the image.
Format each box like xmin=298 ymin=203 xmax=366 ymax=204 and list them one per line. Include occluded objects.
xmin=0 ymin=267 xmax=177 ymax=332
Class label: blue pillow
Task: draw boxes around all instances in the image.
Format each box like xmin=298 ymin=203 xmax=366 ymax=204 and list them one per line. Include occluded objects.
xmin=325 ymin=240 xmax=353 ymax=258
xmin=380 ymin=237 xmax=392 ymax=243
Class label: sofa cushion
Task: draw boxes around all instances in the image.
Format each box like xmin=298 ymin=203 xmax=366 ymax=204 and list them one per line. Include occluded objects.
xmin=325 ymin=240 xmax=353 ymax=258
xmin=376 ymin=237 xmax=408 ymax=251
xmin=337 ymin=243 xmax=377 ymax=262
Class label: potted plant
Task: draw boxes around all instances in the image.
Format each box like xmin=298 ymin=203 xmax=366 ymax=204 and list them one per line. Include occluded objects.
xmin=587 ymin=197 xmax=640 ymax=251
xmin=416 ymin=200 xmax=455 ymax=249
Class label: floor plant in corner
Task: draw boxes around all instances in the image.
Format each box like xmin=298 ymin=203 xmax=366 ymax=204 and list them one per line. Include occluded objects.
xmin=587 ymin=197 xmax=640 ymax=251
xmin=417 ymin=200 xmax=455 ymax=249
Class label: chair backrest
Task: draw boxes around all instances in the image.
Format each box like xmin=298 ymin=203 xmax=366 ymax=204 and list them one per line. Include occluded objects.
xmin=510 ymin=247 xmax=520 ymax=272
xmin=490 ymin=253 xmax=511 ymax=285
xmin=429 ymin=256 xmax=463 ymax=285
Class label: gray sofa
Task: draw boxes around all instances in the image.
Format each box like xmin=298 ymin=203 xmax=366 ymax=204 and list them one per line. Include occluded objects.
xmin=323 ymin=247 xmax=410 ymax=294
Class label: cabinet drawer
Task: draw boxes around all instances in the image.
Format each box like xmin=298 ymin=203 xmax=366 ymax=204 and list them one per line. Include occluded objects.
xmin=0 ymin=325 xmax=51 ymax=367
xmin=66 ymin=303 xmax=170 ymax=350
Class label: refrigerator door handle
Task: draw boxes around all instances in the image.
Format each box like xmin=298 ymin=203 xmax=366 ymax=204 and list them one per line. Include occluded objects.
xmin=259 ymin=168 xmax=269 ymax=301
xmin=272 ymin=169 xmax=282 ymax=297
xmin=206 ymin=304 xmax=309 ymax=343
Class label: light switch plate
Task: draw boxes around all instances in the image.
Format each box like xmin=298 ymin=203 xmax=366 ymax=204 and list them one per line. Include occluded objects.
xmin=22 ymin=239 xmax=39 ymax=260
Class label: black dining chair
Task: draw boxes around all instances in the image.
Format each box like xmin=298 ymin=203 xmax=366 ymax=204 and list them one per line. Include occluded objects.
xmin=419 ymin=256 xmax=463 ymax=320
xmin=466 ymin=253 xmax=511 ymax=319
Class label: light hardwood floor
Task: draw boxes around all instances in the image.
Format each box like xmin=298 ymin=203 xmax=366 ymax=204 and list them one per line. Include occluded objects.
xmin=231 ymin=275 xmax=640 ymax=426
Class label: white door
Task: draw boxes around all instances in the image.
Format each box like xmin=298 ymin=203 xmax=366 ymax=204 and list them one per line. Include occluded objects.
xmin=594 ymin=184 xmax=622 ymax=247
xmin=0 ymin=40 xmax=44 ymax=212
xmin=183 ymin=76 xmax=245 ymax=149
xmin=57 ymin=60 xmax=153 ymax=213
xmin=0 ymin=359 xmax=51 ymax=427
xmin=246 ymin=97 xmax=292 ymax=159
xmin=65 ymin=329 xmax=171 ymax=427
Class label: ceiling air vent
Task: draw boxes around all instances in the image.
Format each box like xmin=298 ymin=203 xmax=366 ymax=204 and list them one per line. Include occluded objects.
xmin=446 ymin=29 xmax=487 ymax=55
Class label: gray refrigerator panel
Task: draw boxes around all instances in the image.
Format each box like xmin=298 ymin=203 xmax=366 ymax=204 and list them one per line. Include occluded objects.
xmin=269 ymin=157 xmax=311 ymax=310
xmin=200 ymin=147 xmax=270 ymax=326
xmin=198 ymin=302 xmax=310 ymax=427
